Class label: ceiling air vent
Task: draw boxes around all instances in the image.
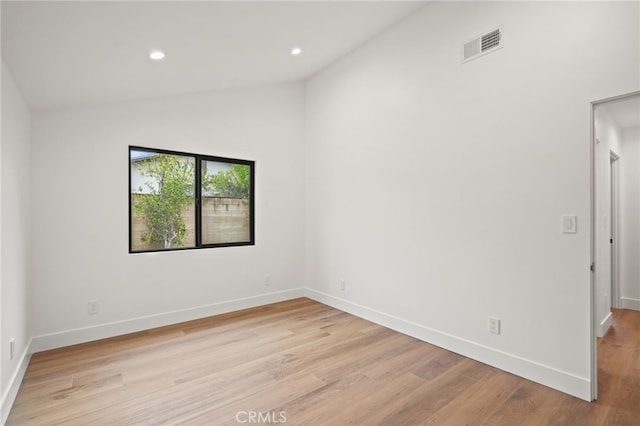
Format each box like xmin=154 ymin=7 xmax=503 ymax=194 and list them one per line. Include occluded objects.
xmin=462 ymin=26 xmax=503 ymax=63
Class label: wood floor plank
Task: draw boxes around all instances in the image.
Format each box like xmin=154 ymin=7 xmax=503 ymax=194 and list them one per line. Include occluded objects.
xmin=270 ymin=373 xmax=375 ymax=425
xmin=422 ymin=368 xmax=522 ymax=425
xmin=479 ymin=380 xmax=556 ymax=426
xmin=326 ymin=372 xmax=430 ymax=425
xmin=603 ymin=367 xmax=640 ymax=425
xmin=542 ymin=393 xmax=606 ymax=426
xmin=377 ymin=359 xmax=482 ymax=425
xmin=181 ymin=372 xmax=327 ymax=425
xmin=7 ymin=300 xmax=640 ymax=425
xmin=361 ymin=340 xmax=444 ymax=381
xmin=9 ymin=371 xmax=176 ymax=424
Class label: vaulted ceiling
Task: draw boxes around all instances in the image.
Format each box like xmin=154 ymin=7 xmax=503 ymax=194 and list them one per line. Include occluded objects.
xmin=1 ymin=1 xmax=425 ymax=111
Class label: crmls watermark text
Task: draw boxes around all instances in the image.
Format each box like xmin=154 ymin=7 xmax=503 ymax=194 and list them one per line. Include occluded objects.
xmin=235 ymin=410 xmax=287 ymax=424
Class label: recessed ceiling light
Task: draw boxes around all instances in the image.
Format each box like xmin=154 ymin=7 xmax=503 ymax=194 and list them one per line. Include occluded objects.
xmin=149 ymin=50 xmax=165 ymax=60
xmin=291 ymin=47 xmax=303 ymax=56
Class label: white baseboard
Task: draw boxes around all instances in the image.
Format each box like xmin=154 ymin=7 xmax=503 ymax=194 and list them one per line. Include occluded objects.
xmin=31 ymin=289 xmax=304 ymax=353
xmin=304 ymin=288 xmax=591 ymax=402
xmin=1 ymin=339 xmax=32 ymax=425
xmin=598 ymin=311 xmax=613 ymax=338
xmin=621 ymin=297 xmax=640 ymax=311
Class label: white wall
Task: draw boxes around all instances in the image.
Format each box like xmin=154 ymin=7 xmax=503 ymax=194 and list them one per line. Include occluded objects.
xmin=594 ymin=107 xmax=622 ymax=336
xmin=620 ymin=126 xmax=640 ymax=309
xmin=1 ymin=62 xmax=31 ymax=422
xmin=304 ymin=1 xmax=639 ymax=400
xmin=30 ymin=82 xmax=305 ymax=349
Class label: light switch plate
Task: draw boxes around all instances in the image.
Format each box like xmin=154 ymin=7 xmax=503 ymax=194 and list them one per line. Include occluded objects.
xmin=562 ymin=215 xmax=577 ymax=234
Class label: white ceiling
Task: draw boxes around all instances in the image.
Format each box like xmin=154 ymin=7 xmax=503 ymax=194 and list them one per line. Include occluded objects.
xmin=601 ymin=94 xmax=640 ymax=131
xmin=1 ymin=1 xmax=425 ymax=111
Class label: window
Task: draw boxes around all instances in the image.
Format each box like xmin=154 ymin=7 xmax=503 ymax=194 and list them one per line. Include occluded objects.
xmin=129 ymin=146 xmax=254 ymax=253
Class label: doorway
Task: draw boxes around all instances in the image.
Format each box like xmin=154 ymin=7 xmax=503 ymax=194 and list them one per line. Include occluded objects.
xmin=591 ymin=91 xmax=640 ymax=401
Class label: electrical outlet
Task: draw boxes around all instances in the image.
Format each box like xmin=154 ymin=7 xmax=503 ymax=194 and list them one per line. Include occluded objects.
xmin=265 ymin=274 xmax=271 ymax=286
xmin=339 ymin=279 xmax=346 ymax=291
xmin=88 ymin=300 xmax=99 ymax=315
xmin=489 ymin=317 xmax=501 ymax=335
xmin=9 ymin=338 xmax=15 ymax=360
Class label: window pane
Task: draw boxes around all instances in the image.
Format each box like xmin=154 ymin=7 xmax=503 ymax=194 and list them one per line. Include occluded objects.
xmin=130 ymin=150 xmax=196 ymax=251
xmin=201 ymin=160 xmax=251 ymax=244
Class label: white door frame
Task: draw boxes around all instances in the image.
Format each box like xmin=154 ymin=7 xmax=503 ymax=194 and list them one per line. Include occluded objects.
xmin=590 ymin=90 xmax=640 ymax=401
xmin=610 ymin=151 xmax=620 ymax=310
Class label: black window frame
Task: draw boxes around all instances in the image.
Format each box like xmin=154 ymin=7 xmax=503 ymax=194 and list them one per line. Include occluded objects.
xmin=129 ymin=146 xmax=255 ymax=253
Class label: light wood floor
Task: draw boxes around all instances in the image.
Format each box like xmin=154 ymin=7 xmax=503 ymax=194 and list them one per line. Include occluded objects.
xmin=7 ymin=298 xmax=640 ymax=425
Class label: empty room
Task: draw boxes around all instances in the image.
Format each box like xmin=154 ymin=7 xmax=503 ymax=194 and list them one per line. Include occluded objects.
xmin=1 ymin=1 xmax=639 ymax=424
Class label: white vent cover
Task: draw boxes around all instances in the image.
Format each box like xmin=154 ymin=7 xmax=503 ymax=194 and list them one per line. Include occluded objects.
xmin=462 ymin=27 xmax=503 ymax=63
